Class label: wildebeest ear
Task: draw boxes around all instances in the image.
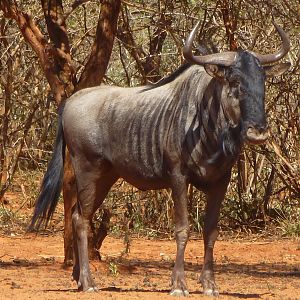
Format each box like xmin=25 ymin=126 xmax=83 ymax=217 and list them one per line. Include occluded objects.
xmin=204 ymin=64 xmax=225 ymax=79
xmin=264 ymin=62 xmax=291 ymax=77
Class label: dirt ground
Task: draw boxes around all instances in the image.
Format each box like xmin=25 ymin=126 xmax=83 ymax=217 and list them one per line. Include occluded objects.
xmin=0 ymin=233 xmax=299 ymax=300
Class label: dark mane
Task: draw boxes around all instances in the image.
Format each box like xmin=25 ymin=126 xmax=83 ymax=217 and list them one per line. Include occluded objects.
xmin=142 ymin=63 xmax=192 ymax=92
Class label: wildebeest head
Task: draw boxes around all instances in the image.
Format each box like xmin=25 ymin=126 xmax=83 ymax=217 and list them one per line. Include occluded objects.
xmin=183 ymin=22 xmax=290 ymax=145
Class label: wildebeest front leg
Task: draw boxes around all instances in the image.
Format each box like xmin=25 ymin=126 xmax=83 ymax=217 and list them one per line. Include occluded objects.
xmin=200 ymin=173 xmax=231 ymax=296
xmin=170 ymin=174 xmax=189 ymax=297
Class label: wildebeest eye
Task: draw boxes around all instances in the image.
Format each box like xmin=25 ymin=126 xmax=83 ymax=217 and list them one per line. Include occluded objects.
xmin=228 ymin=81 xmax=240 ymax=98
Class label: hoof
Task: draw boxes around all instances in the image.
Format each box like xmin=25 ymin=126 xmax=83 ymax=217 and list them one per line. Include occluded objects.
xmin=203 ymin=288 xmax=219 ymax=296
xmin=170 ymin=289 xmax=189 ymax=297
xmin=77 ymin=281 xmax=98 ymax=292
xmin=84 ymin=286 xmax=98 ymax=293
xmin=200 ymin=271 xmax=219 ymax=297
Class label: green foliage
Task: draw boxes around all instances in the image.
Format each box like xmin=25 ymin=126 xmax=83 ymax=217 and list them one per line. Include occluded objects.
xmin=0 ymin=205 xmax=26 ymax=234
xmin=275 ymin=207 xmax=300 ymax=237
xmin=0 ymin=206 xmax=15 ymax=225
xmin=109 ymin=261 xmax=119 ymax=276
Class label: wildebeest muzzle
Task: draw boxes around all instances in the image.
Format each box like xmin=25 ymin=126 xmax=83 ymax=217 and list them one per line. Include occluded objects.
xmin=244 ymin=125 xmax=270 ymax=144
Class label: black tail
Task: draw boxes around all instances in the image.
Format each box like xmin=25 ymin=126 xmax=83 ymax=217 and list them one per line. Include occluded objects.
xmin=30 ymin=102 xmax=66 ymax=230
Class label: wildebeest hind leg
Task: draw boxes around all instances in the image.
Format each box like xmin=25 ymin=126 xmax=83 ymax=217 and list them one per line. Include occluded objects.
xmin=71 ymin=161 xmax=118 ymax=292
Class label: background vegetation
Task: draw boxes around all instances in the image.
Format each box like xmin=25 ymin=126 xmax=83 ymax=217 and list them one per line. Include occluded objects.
xmin=0 ymin=0 xmax=299 ymax=244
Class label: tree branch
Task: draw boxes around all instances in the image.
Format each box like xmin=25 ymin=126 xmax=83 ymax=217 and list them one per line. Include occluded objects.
xmin=40 ymin=0 xmax=76 ymax=102
xmin=76 ymin=0 xmax=121 ymax=90
xmin=0 ymin=0 xmax=76 ymax=104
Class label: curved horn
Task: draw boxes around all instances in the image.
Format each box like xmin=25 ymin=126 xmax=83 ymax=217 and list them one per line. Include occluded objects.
xmin=183 ymin=21 xmax=237 ymax=67
xmin=250 ymin=23 xmax=290 ymax=65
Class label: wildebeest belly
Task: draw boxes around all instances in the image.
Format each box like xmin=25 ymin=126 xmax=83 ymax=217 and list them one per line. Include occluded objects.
xmin=105 ymin=118 xmax=169 ymax=189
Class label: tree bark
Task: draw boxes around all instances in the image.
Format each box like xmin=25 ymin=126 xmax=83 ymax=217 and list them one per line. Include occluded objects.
xmin=219 ymin=0 xmax=239 ymax=51
xmin=0 ymin=0 xmax=76 ymax=104
xmin=62 ymin=150 xmax=77 ymax=264
xmin=62 ymin=0 xmax=121 ymax=262
xmin=40 ymin=0 xmax=77 ymax=264
xmin=76 ymin=0 xmax=121 ymax=90
xmin=40 ymin=0 xmax=76 ymax=101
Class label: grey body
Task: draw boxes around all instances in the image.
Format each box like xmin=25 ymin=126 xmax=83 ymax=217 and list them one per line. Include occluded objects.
xmin=62 ymin=64 xmax=242 ymax=295
xmin=64 ymin=66 xmax=237 ymax=191
xmin=31 ymin=22 xmax=290 ymax=296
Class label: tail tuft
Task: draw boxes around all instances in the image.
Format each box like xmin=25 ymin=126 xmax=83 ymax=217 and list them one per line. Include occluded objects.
xmin=29 ymin=105 xmax=66 ymax=230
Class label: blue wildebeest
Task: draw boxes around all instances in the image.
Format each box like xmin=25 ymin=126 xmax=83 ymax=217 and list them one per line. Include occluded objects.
xmin=30 ymin=22 xmax=290 ymax=296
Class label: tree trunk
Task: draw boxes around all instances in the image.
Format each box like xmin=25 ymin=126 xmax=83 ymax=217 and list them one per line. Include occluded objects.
xmin=0 ymin=0 xmax=121 ymax=263
xmin=63 ymin=0 xmax=121 ymax=262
